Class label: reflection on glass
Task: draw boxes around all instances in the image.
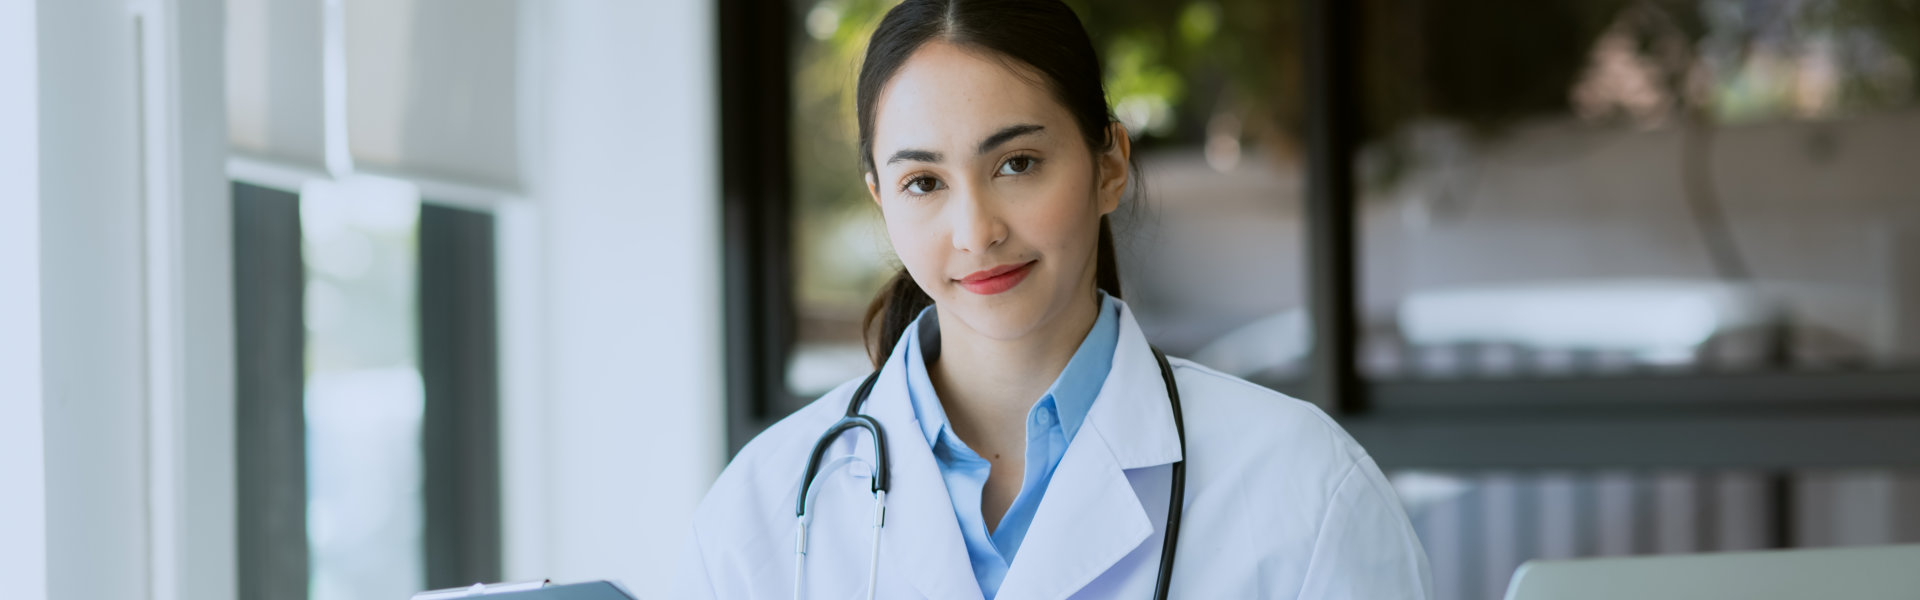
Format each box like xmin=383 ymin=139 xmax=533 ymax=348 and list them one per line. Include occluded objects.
xmin=301 ymin=176 xmax=424 ymax=600
xmin=1355 ymin=0 xmax=1920 ymax=379
xmin=787 ymin=0 xmax=1310 ymax=396
xmin=1393 ymin=469 xmax=1920 ymax=600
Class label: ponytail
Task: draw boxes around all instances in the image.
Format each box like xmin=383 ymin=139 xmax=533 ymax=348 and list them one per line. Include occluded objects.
xmin=862 ymin=215 xmax=1124 ymax=368
xmin=1095 ymin=214 xmax=1123 ymax=301
xmin=862 ymin=267 xmax=935 ymax=369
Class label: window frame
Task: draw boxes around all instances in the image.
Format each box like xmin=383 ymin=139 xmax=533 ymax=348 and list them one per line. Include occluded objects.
xmin=718 ymin=0 xmax=802 ymax=454
xmin=232 ymin=179 xmax=310 ymax=600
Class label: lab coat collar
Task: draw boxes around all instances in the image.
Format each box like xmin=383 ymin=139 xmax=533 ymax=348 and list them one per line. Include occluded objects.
xmin=1083 ymin=298 xmax=1185 ymax=470
xmin=995 ymin=298 xmax=1181 ymax=599
xmin=855 ymin=298 xmax=1180 ymax=600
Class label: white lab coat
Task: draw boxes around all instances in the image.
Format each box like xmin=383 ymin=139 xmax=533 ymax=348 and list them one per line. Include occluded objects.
xmin=678 ymin=301 xmax=1433 ymax=599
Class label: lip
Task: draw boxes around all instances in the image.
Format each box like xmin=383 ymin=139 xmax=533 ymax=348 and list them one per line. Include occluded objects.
xmin=956 ymin=260 xmax=1036 ymax=295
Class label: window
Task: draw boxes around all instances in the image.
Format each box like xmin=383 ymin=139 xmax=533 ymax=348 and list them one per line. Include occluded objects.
xmin=229 ymin=0 xmax=519 ymax=594
xmin=232 ymin=176 xmax=502 ymax=600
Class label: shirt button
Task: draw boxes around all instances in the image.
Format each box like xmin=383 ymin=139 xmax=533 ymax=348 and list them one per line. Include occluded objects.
xmin=1036 ymin=411 xmax=1053 ymax=426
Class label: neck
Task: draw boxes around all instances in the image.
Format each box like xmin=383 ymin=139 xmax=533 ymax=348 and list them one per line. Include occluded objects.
xmin=928 ymin=288 xmax=1102 ymax=445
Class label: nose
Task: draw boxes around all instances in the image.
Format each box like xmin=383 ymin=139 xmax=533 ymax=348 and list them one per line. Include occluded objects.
xmin=948 ymin=184 xmax=1006 ymax=254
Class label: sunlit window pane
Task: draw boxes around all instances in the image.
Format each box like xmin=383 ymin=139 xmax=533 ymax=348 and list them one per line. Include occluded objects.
xmin=300 ymin=176 xmax=425 ymax=600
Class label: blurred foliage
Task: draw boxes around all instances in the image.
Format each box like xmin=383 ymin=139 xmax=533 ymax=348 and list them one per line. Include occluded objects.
xmin=1364 ymin=0 xmax=1917 ymax=130
xmin=1794 ymin=0 xmax=1920 ymax=110
xmin=1067 ymin=0 xmax=1303 ymax=153
xmin=790 ymin=0 xmax=899 ymax=312
xmin=1360 ymin=0 xmax=1623 ymax=138
xmin=793 ymin=0 xmax=1920 ymax=193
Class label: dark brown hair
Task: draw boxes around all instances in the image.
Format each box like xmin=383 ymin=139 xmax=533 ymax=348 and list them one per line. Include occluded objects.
xmin=856 ymin=0 xmax=1131 ymax=367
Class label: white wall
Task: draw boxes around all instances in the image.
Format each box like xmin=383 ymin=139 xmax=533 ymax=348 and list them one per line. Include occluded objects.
xmin=14 ymin=1 xmax=234 ymax=599
xmin=506 ymin=0 xmax=727 ymax=596
xmin=0 ymin=0 xmax=47 ymax=597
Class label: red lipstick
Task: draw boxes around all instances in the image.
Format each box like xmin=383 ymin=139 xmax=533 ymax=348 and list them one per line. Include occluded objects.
xmin=956 ymin=261 xmax=1035 ymax=295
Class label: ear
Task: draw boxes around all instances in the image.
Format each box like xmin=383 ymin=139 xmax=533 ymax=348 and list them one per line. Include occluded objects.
xmin=1096 ymin=121 xmax=1132 ymax=216
xmin=866 ymin=171 xmax=883 ymax=208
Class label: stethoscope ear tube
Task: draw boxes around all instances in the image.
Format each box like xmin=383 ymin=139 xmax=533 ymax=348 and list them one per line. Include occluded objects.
xmin=797 ymin=415 xmax=889 ymax=508
xmin=796 ymin=371 xmax=890 ymax=517
xmin=794 ymin=370 xmax=891 ymax=600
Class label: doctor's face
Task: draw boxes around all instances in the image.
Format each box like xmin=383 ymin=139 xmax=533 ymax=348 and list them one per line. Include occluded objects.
xmin=865 ymin=41 xmax=1123 ymax=342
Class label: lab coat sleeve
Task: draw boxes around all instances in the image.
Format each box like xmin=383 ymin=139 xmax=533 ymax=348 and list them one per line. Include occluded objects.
xmin=1295 ymin=455 xmax=1435 ymax=600
xmin=672 ymin=524 xmax=721 ymax=599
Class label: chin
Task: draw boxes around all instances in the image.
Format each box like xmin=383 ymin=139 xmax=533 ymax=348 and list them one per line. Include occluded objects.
xmin=938 ymin=281 xmax=1067 ymax=341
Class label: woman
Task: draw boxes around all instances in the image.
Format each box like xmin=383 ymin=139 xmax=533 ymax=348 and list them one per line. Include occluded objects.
xmin=679 ymin=1 xmax=1431 ymax=597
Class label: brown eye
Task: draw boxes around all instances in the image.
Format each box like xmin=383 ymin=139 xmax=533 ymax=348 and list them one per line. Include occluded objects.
xmin=903 ymin=175 xmax=943 ymax=195
xmin=998 ymin=155 xmax=1039 ymax=176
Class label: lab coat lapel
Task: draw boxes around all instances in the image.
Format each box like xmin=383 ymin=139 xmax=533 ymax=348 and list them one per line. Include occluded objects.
xmin=860 ymin=334 xmax=988 ymax=600
xmin=994 ymin=302 xmax=1184 ymax=600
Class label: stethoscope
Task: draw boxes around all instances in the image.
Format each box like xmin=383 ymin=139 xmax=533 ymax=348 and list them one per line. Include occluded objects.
xmin=794 ymin=316 xmax=1188 ymax=600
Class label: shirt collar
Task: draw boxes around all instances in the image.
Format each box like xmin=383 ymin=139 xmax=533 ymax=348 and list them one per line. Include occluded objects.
xmin=904 ymin=310 xmax=949 ymax=445
xmin=903 ymin=292 xmax=1123 ymax=447
xmin=1050 ymin=292 xmax=1119 ymax=441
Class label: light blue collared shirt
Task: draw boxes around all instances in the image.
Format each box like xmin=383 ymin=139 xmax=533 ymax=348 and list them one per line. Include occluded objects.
xmin=902 ymin=293 xmax=1121 ymax=599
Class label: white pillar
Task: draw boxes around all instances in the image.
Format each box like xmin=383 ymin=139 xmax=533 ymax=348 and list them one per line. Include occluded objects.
xmin=508 ymin=0 xmax=727 ymax=596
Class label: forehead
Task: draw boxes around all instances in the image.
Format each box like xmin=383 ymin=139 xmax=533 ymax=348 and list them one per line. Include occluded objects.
xmin=871 ymin=41 xmax=1073 ymax=154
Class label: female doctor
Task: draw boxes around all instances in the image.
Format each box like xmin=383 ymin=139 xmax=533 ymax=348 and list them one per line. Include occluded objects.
xmin=679 ymin=1 xmax=1432 ymax=598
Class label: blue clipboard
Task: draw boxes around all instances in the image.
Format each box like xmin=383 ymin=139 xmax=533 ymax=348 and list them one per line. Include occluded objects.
xmin=412 ymin=580 xmax=638 ymax=600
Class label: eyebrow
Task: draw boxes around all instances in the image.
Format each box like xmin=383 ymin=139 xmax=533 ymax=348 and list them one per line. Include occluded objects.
xmin=885 ymin=149 xmax=941 ymax=165
xmin=883 ymin=124 xmax=1047 ymax=166
xmin=976 ymin=123 xmax=1044 ymax=155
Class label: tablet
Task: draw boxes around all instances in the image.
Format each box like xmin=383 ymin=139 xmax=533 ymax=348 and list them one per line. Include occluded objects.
xmin=413 ymin=581 xmax=638 ymax=600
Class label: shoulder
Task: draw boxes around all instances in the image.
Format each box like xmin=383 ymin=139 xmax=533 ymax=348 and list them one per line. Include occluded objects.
xmin=1162 ymin=356 xmax=1428 ymax=591
xmin=1163 ymin=356 xmax=1372 ymax=496
xmin=1166 ymin=357 xmax=1367 ymax=462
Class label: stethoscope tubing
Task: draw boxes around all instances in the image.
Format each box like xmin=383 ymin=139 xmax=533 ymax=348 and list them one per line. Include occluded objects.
xmin=1150 ymin=347 xmax=1187 ymax=600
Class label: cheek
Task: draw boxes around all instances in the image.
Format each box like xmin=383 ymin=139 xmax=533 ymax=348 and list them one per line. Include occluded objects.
xmin=1021 ymin=175 xmax=1102 ymax=257
xmin=882 ymin=205 xmax=947 ymax=286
